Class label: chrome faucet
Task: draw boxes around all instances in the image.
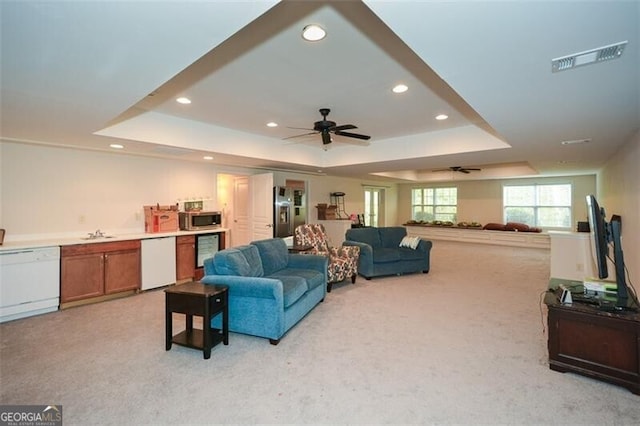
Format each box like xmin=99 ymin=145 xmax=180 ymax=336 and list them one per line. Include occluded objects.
xmin=87 ymin=229 xmax=105 ymax=239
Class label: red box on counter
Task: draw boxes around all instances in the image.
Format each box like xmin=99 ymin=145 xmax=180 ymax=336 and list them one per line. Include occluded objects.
xmin=144 ymin=205 xmax=178 ymax=233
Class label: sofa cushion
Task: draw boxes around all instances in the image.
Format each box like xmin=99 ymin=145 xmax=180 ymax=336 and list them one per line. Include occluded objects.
xmin=379 ymin=227 xmax=407 ymax=248
xmin=251 ymin=238 xmax=289 ymax=276
xmin=372 ymin=247 xmax=401 ymax=263
xmin=237 ymin=245 xmax=264 ymax=276
xmin=267 ymin=274 xmax=308 ymax=308
xmin=345 ymin=228 xmax=382 ymax=248
xmin=213 ymin=248 xmax=251 ymax=276
xmin=398 ymin=247 xmax=428 ymax=261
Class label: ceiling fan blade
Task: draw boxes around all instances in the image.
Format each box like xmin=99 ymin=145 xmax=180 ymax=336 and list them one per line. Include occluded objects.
xmin=330 ymin=124 xmax=357 ymax=132
xmin=460 ymin=169 xmax=471 ymax=174
xmin=321 ymin=130 xmax=332 ymax=145
xmin=464 ymin=168 xmax=481 ymax=171
xmin=282 ymin=131 xmax=318 ymax=140
xmin=334 ymin=130 xmax=371 ymax=140
xmin=287 ymin=126 xmax=315 ymax=131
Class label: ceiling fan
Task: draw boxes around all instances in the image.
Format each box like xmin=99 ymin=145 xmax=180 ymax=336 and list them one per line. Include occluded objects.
xmin=433 ymin=166 xmax=482 ymax=174
xmin=284 ymin=108 xmax=371 ymax=146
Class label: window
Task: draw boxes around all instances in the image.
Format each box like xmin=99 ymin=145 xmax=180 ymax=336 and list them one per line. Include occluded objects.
xmin=503 ymin=184 xmax=572 ymax=228
xmin=411 ymin=187 xmax=457 ymax=222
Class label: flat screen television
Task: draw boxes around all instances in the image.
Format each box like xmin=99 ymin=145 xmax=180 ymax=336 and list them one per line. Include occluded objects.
xmin=585 ymin=194 xmax=638 ymax=310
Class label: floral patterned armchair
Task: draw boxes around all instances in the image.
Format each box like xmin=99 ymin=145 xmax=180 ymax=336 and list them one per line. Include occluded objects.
xmin=294 ymin=224 xmax=360 ymax=292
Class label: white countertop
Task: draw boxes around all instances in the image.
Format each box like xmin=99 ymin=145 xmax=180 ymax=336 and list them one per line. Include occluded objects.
xmin=0 ymin=228 xmax=228 ymax=252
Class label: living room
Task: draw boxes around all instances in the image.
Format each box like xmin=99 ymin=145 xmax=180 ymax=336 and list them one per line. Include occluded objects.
xmin=1 ymin=1 xmax=639 ymax=423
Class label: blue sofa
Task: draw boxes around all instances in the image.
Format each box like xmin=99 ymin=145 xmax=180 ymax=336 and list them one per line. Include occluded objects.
xmin=343 ymin=227 xmax=432 ymax=280
xmin=201 ymin=238 xmax=327 ymax=345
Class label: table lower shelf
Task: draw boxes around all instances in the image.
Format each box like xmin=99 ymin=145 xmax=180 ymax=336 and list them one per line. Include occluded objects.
xmin=171 ymin=328 xmax=225 ymax=352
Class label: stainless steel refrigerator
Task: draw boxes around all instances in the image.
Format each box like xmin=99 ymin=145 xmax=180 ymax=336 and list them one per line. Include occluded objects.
xmin=274 ymin=186 xmax=306 ymax=238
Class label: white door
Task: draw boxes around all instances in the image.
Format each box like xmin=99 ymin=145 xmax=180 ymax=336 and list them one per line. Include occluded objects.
xmin=250 ymin=173 xmax=274 ymax=241
xmin=232 ymin=176 xmax=251 ymax=247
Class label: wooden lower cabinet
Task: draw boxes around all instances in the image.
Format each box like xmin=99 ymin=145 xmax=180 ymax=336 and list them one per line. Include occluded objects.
xmin=61 ymin=240 xmax=141 ymax=306
xmin=104 ymin=248 xmax=141 ymax=294
xmin=176 ymin=235 xmax=195 ymax=282
xmin=545 ymin=291 xmax=640 ymax=395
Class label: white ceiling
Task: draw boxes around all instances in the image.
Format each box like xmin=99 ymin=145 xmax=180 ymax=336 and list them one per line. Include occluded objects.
xmin=1 ymin=1 xmax=638 ymax=183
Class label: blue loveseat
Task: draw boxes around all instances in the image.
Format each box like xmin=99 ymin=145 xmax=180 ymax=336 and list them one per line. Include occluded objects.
xmin=202 ymin=238 xmax=327 ymax=345
xmin=343 ymin=227 xmax=432 ymax=280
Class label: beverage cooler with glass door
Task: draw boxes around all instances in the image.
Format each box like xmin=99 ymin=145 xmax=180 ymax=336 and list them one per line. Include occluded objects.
xmin=195 ymin=233 xmax=220 ymax=269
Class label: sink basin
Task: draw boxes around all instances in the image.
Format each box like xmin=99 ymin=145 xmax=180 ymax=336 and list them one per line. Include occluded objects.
xmin=80 ymin=235 xmax=116 ymax=240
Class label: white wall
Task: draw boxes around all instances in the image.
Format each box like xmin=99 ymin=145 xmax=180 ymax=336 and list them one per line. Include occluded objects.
xmin=0 ymin=142 xmax=399 ymax=243
xmin=599 ymin=130 xmax=639 ymax=288
xmin=0 ymin=142 xmax=220 ymax=240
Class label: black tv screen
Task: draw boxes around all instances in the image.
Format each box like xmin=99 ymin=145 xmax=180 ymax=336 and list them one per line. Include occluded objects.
xmin=586 ymin=194 xmax=608 ymax=280
xmin=585 ymin=194 xmax=638 ymax=309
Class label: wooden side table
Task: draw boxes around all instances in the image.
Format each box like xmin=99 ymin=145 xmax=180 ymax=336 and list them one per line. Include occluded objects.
xmin=165 ymin=281 xmax=228 ymax=359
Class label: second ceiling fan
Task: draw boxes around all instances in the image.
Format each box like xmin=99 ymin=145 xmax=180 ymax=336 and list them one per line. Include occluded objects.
xmin=433 ymin=166 xmax=482 ymax=174
xmin=284 ymin=108 xmax=371 ymax=146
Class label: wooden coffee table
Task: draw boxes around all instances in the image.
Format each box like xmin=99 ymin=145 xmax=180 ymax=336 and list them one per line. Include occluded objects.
xmin=165 ymin=281 xmax=228 ymax=359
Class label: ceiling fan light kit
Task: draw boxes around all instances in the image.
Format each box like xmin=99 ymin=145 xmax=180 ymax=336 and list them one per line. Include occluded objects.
xmin=285 ymin=108 xmax=371 ymax=147
xmin=433 ymin=166 xmax=482 ymax=174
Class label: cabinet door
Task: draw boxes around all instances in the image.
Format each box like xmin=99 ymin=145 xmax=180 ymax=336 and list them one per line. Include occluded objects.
xmin=176 ymin=236 xmax=195 ymax=281
xmin=104 ymin=249 xmax=141 ymax=294
xmin=61 ymin=253 xmax=104 ymax=303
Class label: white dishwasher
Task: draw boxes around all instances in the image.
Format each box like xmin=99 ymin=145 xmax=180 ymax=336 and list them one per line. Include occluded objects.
xmin=141 ymin=236 xmax=176 ymax=290
xmin=0 ymin=246 xmax=61 ymax=323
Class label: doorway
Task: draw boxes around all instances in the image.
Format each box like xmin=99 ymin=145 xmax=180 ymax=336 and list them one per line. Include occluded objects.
xmin=364 ymin=187 xmax=384 ymax=227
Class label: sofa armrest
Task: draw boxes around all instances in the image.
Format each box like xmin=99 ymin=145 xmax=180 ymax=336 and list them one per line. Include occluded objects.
xmin=343 ymin=240 xmax=371 ymax=256
xmin=200 ymin=275 xmax=283 ymax=301
xmin=287 ymin=253 xmax=328 ymax=274
xmin=203 ymin=256 xmax=216 ymax=275
xmin=416 ymin=239 xmax=433 ymax=253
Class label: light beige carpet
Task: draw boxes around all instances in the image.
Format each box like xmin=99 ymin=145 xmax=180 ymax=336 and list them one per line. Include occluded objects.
xmin=1 ymin=241 xmax=639 ymax=425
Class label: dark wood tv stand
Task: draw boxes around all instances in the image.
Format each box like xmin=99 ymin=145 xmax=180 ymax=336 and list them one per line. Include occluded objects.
xmin=544 ymin=290 xmax=640 ymax=395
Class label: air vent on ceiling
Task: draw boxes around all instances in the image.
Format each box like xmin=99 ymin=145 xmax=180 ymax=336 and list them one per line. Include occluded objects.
xmin=551 ymin=41 xmax=627 ymax=73
xmin=560 ymin=138 xmax=591 ymax=146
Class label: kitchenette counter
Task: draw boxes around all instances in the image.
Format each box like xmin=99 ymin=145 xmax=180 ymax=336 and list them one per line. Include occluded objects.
xmin=0 ymin=229 xmax=228 ymax=252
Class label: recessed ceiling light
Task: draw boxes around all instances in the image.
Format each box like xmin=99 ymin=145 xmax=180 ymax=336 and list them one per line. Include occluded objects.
xmin=266 ymin=122 xmax=278 ymax=128
xmin=302 ymin=24 xmax=326 ymax=42
xmin=392 ymin=84 xmax=408 ymax=94
xmin=203 ymin=156 xmax=213 ymax=160
xmin=176 ymin=97 xmax=191 ymax=104
xmin=435 ymin=114 xmax=449 ymax=120
xmin=109 ymin=144 xmax=124 ymax=149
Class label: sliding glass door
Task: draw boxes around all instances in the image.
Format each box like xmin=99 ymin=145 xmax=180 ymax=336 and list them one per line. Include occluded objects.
xmin=364 ymin=187 xmax=383 ymax=227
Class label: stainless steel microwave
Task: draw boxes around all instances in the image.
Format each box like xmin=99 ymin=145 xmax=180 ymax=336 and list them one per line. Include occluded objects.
xmin=179 ymin=211 xmax=222 ymax=231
